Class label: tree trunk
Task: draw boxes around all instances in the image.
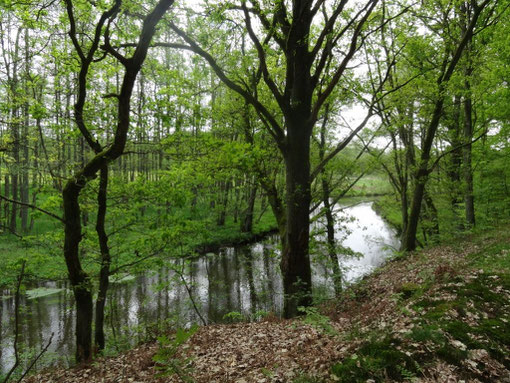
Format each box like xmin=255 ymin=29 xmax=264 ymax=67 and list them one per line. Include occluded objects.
xmin=463 ymin=77 xmax=475 ymax=227
xmin=401 ymin=0 xmax=487 ymax=251
xmin=240 ymin=180 xmax=257 ymax=233
xmin=20 ymin=28 xmax=30 ymax=232
xmin=281 ymin=125 xmax=313 ymax=318
xmin=63 ymin=181 xmax=93 ymax=363
xmin=322 ymin=175 xmax=342 ymax=296
xmin=402 ymin=167 xmax=428 ymax=251
xmin=216 ymin=179 xmax=231 ymax=226
xmin=10 ymin=110 xmax=19 ymax=233
xmin=61 ymin=0 xmax=174 ymax=362
xmin=94 ymin=165 xmax=110 ymax=352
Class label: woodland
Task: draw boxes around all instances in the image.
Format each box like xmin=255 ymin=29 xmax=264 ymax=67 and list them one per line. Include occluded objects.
xmin=0 ymin=0 xmax=509 ymax=381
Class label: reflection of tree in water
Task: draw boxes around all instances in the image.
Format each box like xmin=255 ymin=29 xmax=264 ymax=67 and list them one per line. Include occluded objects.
xmin=60 ymin=287 xmax=74 ymax=357
xmin=207 ymin=252 xmax=230 ymax=322
xmin=239 ymin=246 xmax=257 ymax=315
xmin=262 ymin=246 xmax=275 ymax=310
xmin=233 ymin=247 xmax=241 ymax=313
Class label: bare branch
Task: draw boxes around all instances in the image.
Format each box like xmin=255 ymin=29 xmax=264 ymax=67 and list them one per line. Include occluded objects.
xmin=241 ymin=1 xmax=287 ymax=114
xmin=168 ymin=21 xmax=286 ymax=148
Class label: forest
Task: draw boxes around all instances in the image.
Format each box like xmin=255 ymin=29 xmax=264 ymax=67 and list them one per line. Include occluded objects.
xmin=0 ymin=0 xmax=509 ymax=381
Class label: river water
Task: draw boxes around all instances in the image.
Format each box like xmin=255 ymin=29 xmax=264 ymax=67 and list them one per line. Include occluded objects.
xmin=0 ymin=201 xmax=399 ymax=374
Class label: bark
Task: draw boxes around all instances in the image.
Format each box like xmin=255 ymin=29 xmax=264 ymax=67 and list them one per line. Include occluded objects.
xmin=216 ymin=179 xmax=231 ymax=226
xmin=21 ymin=28 xmax=30 ymax=232
xmin=447 ymin=97 xmax=463 ymax=207
xmin=94 ymin=165 xmax=110 ymax=352
xmin=461 ymin=1 xmax=476 ymax=228
xmin=170 ymin=0 xmax=379 ymax=317
xmin=3 ymin=175 xmax=9 ymax=229
xmin=281 ymin=122 xmax=313 ymax=318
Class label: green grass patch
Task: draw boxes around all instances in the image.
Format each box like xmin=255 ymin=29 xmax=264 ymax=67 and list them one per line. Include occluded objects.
xmin=344 ymin=174 xmax=393 ymax=197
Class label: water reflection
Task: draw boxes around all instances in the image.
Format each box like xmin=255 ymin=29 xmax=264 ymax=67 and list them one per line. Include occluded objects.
xmin=0 ymin=201 xmax=398 ymax=374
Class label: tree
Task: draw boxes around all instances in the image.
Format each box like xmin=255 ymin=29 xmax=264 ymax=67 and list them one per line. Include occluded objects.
xmin=168 ymin=0 xmax=384 ymax=317
xmin=401 ymin=0 xmax=495 ymax=251
xmin=62 ymin=0 xmax=174 ymax=362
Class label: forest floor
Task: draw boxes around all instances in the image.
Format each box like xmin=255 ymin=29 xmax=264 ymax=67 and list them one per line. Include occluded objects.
xmin=24 ymin=226 xmax=510 ymax=383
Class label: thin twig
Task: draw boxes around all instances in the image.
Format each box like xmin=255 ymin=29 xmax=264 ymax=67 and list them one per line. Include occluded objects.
xmin=172 ymin=261 xmax=207 ymax=326
xmin=0 ymin=194 xmax=64 ymax=223
xmin=16 ymin=333 xmax=54 ymax=383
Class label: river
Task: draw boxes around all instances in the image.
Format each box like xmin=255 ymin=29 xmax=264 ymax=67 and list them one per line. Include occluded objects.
xmin=0 ymin=201 xmax=399 ymax=374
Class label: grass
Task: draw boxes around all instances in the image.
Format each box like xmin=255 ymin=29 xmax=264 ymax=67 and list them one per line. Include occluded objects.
xmin=343 ymin=173 xmax=393 ymax=198
xmin=372 ymin=195 xmax=402 ymax=233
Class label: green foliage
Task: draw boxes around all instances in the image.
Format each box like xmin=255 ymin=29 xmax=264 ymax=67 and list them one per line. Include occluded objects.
xmin=298 ymin=306 xmax=338 ymax=337
xmin=396 ymin=282 xmax=421 ymax=300
xmin=152 ymin=325 xmax=198 ymax=382
xmin=222 ymin=311 xmax=244 ymax=322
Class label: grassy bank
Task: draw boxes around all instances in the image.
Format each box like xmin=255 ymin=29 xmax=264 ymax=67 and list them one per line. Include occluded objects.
xmin=372 ymin=194 xmax=403 ymax=234
xmin=0 ymin=204 xmax=278 ymax=288
xmin=23 ymin=221 xmax=510 ymax=382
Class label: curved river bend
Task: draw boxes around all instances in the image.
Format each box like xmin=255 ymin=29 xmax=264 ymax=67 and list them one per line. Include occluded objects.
xmin=0 ymin=201 xmax=399 ymax=374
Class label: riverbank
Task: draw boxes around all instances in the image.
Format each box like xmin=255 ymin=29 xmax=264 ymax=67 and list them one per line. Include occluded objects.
xmin=0 ymin=209 xmax=278 ymax=288
xmin=23 ymin=223 xmax=510 ymax=382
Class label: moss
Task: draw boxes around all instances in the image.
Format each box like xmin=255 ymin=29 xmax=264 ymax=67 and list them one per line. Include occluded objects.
xmin=331 ymin=336 xmax=419 ymax=382
xmin=408 ymin=324 xmax=444 ymax=344
xmin=409 ymin=270 xmax=509 ymax=370
xmin=397 ymin=282 xmax=421 ymax=300
xmin=436 ymin=343 xmax=469 ymax=365
xmin=444 ymin=321 xmax=472 ymax=342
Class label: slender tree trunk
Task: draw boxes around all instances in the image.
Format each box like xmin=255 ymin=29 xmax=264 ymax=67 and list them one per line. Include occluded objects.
xmin=61 ymin=0 xmax=174 ymax=361
xmin=216 ymin=179 xmax=231 ymax=226
xmin=402 ymin=166 xmax=429 ymax=251
xmin=9 ymin=94 xmax=19 ymax=233
xmin=94 ymin=165 xmax=110 ymax=352
xmin=3 ymin=175 xmax=9 ymax=229
xmin=463 ymin=77 xmax=475 ymax=227
xmin=401 ymin=0 xmax=487 ymax=251
xmin=21 ymin=93 xmax=29 ymax=232
xmin=446 ymin=96 xmax=463 ymax=228
xmin=461 ymin=2 xmax=476 ymax=228
xmin=318 ymin=106 xmax=341 ymax=295
xmin=321 ymin=175 xmax=342 ymax=296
